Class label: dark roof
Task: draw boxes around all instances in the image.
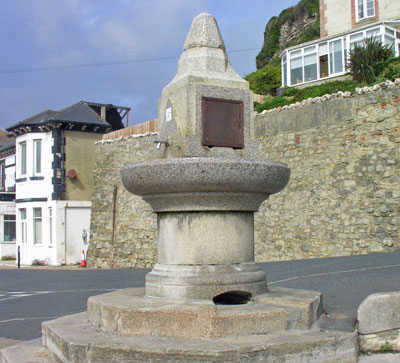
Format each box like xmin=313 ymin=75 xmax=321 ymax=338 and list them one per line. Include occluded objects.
xmin=6 ymin=101 xmax=122 ymax=132
xmin=0 ymin=130 xmax=15 ymax=154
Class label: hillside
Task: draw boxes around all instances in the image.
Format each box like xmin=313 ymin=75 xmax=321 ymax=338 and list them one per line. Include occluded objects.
xmin=256 ymin=0 xmax=320 ymax=69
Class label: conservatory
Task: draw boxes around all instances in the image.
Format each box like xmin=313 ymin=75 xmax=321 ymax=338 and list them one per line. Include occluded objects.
xmin=280 ymin=22 xmax=400 ymax=88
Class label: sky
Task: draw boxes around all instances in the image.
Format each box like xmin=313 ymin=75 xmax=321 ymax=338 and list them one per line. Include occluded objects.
xmin=0 ymin=0 xmax=298 ymax=130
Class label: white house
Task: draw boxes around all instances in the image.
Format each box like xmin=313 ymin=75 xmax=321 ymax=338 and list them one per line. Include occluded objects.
xmin=281 ymin=0 xmax=400 ymax=87
xmin=6 ymin=101 xmax=130 ymax=265
xmin=0 ymin=134 xmax=16 ymax=259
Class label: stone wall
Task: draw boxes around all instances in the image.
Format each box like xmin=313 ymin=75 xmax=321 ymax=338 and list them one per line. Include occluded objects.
xmin=254 ymin=82 xmax=400 ymax=261
xmin=88 ymin=82 xmax=400 ymax=267
xmin=87 ymin=133 xmax=157 ymax=268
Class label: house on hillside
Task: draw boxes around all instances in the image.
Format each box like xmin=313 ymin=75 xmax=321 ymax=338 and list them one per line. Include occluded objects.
xmin=0 ymin=133 xmax=16 ymax=259
xmin=6 ymin=101 xmax=130 ymax=265
xmin=281 ymin=0 xmax=400 ymax=87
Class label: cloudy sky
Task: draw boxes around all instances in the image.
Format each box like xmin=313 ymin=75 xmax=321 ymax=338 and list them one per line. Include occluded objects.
xmin=0 ymin=0 xmax=298 ymax=130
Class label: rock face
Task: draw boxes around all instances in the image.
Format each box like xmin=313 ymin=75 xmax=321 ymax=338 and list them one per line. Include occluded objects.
xmin=256 ymin=0 xmax=320 ymax=68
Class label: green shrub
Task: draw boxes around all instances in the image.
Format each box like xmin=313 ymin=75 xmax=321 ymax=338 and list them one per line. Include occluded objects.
xmin=245 ymin=64 xmax=281 ymax=96
xmin=254 ymin=96 xmax=292 ymax=112
xmin=348 ymin=37 xmax=394 ymax=83
xmin=254 ymin=80 xmax=361 ymax=112
xmin=292 ymin=80 xmax=361 ymax=102
xmin=378 ymin=57 xmax=400 ymax=81
xmin=1 ymin=255 xmax=15 ymax=261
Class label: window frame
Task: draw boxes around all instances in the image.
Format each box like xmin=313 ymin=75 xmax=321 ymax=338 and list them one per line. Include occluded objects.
xmin=48 ymin=207 xmax=53 ymax=245
xmin=20 ymin=209 xmax=27 ymax=244
xmin=356 ymin=0 xmax=375 ymax=23
xmin=33 ymin=207 xmax=42 ymax=245
xmin=20 ymin=141 xmax=27 ymax=176
xmin=3 ymin=214 xmax=16 ymax=242
xmin=33 ymin=139 xmax=42 ymax=175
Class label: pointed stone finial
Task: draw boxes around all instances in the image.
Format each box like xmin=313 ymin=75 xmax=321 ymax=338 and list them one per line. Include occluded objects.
xmin=183 ymin=13 xmax=225 ymax=51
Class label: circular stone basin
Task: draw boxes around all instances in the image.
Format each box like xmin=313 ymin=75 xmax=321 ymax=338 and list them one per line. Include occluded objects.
xmin=120 ymin=157 xmax=290 ymax=212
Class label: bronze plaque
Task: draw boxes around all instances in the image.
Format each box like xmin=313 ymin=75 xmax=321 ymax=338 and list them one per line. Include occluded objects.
xmin=201 ymin=97 xmax=244 ymax=149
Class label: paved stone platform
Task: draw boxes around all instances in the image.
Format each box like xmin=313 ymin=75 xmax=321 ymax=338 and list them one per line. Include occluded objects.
xmin=38 ymin=312 xmax=357 ymax=362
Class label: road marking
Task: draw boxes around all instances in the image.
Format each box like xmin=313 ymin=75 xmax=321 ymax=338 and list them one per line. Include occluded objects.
xmin=0 ymin=288 xmax=116 ymax=302
xmin=0 ymin=317 xmax=58 ymax=324
xmin=269 ymin=264 xmax=400 ymax=285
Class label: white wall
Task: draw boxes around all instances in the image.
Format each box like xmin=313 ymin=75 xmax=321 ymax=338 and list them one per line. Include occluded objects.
xmin=16 ymin=200 xmax=91 ymax=265
xmin=324 ymin=0 xmax=352 ymax=37
xmin=379 ymin=0 xmax=400 ymax=22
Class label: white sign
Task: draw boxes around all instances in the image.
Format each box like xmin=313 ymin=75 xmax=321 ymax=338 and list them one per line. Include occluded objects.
xmin=165 ymin=107 xmax=172 ymax=122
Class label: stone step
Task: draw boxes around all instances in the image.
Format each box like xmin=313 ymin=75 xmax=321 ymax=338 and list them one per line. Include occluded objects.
xmin=0 ymin=339 xmax=54 ymax=363
xmin=87 ymin=286 xmax=322 ymax=339
xmin=41 ymin=312 xmax=358 ymax=362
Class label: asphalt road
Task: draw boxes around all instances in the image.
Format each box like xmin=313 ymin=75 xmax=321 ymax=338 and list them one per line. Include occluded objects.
xmin=0 ymin=251 xmax=399 ymax=341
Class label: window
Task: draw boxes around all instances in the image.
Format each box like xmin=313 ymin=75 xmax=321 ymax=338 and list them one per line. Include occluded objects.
xmin=282 ymin=54 xmax=288 ymax=87
xmin=356 ymin=0 xmax=375 ymax=22
xmin=20 ymin=142 xmax=26 ymax=175
xmin=34 ymin=140 xmax=42 ymax=174
xmin=329 ymin=39 xmax=344 ymax=74
xmin=4 ymin=215 xmax=16 ymax=242
xmin=48 ymin=207 xmax=53 ymax=245
xmin=0 ymin=162 xmax=5 ymax=191
xmin=350 ymin=32 xmax=364 ymax=50
xmin=20 ymin=209 xmax=27 ymax=244
xmin=290 ymin=50 xmax=303 ymax=85
xmin=304 ymin=46 xmax=318 ymax=82
xmin=33 ymin=208 xmax=42 ymax=245
xmin=384 ymin=28 xmax=395 ymax=50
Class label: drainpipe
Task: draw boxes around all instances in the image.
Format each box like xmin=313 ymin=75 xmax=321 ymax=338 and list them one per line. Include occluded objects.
xmin=110 ymin=186 xmax=118 ymax=268
xmin=64 ymin=202 xmax=68 ymax=265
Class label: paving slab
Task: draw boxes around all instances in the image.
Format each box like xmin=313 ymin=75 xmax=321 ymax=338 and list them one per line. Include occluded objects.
xmin=0 ymin=338 xmax=20 ymax=350
xmin=0 ymin=338 xmax=52 ymax=363
xmin=358 ymin=353 xmax=400 ymax=362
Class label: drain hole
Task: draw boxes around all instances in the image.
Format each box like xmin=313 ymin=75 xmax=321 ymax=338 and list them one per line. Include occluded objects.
xmin=213 ymin=291 xmax=252 ymax=305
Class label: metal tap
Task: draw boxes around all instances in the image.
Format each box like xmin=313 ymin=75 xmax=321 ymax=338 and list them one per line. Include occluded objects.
xmin=152 ymin=138 xmax=169 ymax=150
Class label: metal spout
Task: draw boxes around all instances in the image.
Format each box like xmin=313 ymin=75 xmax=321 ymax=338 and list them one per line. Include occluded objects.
xmin=153 ymin=138 xmax=169 ymax=150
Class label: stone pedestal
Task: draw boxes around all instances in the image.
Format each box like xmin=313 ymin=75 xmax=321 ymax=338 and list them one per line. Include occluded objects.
xmin=120 ymin=157 xmax=290 ymax=300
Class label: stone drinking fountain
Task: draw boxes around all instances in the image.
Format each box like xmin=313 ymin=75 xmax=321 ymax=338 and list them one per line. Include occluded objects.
xmin=2 ymin=13 xmax=358 ymax=362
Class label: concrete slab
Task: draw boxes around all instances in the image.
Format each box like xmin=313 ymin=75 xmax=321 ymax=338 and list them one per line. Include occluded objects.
xmin=0 ymin=338 xmax=20 ymax=350
xmin=358 ymin=292 xmax=400 ymax=334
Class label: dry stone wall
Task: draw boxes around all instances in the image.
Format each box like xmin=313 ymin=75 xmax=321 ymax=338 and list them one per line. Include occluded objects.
xmin=88 ymin=82 xmax=400 ymax=267
xmin=87 ymin=134 xmax=157 ymax=268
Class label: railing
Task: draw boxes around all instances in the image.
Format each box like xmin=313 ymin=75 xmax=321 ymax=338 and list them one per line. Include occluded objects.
xmin=0 ymin=175 xmax=16 ymax=193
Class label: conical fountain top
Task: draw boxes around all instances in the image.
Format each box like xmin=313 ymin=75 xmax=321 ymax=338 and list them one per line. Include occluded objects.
xmin=183 ymin=13 xmax=225 ymax=51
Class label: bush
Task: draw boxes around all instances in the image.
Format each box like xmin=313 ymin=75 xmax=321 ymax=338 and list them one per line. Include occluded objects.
xmin=31 ymin=258 xmax=48 ymax=266
xmin=254 ymin=96 xmax=292 ymax=112
xmin=1 ymin=255 xmax=15 ymax=261
xmin=292 ymin=80 xmax=361 ymax=102
xmin=245 ymin=64 xmax=281 ymax=96
xmin=254 ymin=79 xmax=361 ymax=112
xmin=348 ymin=37 xmax=394 ymax=83
xmin=378 ymin=57 xmax=400 ymax=81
